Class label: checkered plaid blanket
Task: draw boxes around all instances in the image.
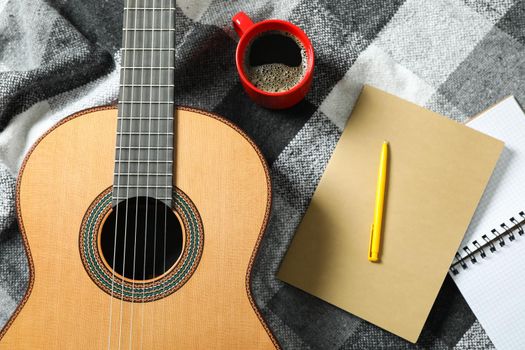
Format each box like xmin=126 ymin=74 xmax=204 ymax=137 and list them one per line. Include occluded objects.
xmin=1 ymin=0 xmax=524 ymax=348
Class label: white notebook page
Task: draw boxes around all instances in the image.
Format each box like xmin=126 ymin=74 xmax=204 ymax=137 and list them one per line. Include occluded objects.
xmin=451 ymin=96 xmax=525 ymax=350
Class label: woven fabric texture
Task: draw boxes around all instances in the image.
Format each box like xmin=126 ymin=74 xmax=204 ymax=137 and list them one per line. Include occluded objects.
xmin=2 ymin=0 xmax=524 ymax=348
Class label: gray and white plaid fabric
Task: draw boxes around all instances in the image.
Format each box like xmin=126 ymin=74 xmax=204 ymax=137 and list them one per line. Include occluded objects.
xmin=1 ymin=0 xmax=524 ymax=348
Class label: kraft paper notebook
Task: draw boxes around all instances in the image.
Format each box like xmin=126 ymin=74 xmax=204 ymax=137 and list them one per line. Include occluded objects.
xmin=277 ymin=85 xmax=504 ymax=343
xmin=450 ymin=97 xmax=525 ymax=350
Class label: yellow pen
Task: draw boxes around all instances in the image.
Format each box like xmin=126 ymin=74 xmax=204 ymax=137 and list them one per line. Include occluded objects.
xmin=368 ymin=141 xmax=389 ymax=262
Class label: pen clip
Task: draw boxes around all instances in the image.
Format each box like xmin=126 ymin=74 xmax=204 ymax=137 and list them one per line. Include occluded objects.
xmin=368 ymin=224 xmax=374 ymax=260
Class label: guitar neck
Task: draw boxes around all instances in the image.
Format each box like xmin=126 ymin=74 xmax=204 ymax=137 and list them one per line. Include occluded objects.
xmin=113 ymin=0 xmax=176 ymax=207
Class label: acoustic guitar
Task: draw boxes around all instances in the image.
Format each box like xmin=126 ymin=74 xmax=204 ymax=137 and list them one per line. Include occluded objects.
xmin=0 ymin=1 xmax=277 ymax=349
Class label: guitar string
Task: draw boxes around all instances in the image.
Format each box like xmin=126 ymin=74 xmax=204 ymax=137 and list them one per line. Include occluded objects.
xmin=150 ymin=0 xmax=173 ymax=341
xmin=107 ymin=0 xmax=132 ymax=348
xmin=162 ymin=1 xmax=173 ymax=342
xmin=128 ymin=0 xmax=150 ymax=347
xmin=138 ymin=0 xmax=158 ymax=347
xmin=118 ymin=0 xmax=142 ymax=348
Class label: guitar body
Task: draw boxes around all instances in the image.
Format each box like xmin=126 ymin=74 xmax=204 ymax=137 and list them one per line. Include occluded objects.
xmin=0 ymin=106 xmax=277 ymax=349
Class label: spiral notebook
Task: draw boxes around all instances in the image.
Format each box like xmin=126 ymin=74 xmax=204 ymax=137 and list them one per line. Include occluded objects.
xmin=450 ymin=97 xmax=525 ymax=350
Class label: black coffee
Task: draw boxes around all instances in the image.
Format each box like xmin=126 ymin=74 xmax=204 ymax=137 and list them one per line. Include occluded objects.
xmin=244 ymin=31 xmax=307 ymax=93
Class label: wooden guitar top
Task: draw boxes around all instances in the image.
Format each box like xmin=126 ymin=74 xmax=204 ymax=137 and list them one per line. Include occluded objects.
xmin=0 ymin=106 xmax=278 ymax=349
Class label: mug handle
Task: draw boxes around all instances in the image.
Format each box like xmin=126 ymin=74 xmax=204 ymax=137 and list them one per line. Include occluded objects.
xmin=232 ymin=12 xmax=255 ymax=37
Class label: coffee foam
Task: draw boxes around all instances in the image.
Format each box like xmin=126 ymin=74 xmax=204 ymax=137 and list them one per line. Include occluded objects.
xmin=244 ymin=30 xmax=308 ymax=93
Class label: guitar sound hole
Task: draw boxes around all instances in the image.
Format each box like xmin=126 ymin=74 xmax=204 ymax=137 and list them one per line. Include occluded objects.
xmin=99 ymin=196 xmax=183 ymax=281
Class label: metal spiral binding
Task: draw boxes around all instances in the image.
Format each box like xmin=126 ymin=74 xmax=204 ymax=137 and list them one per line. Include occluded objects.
xmin=450 ymin=211 xmax=525 ymax=275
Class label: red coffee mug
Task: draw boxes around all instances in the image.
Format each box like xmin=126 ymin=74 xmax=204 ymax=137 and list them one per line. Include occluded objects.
xmin=232 ymin=12 xmax=314 ymax=109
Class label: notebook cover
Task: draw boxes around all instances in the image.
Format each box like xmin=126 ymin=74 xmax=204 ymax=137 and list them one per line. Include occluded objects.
xmin=277 ymin=85 xmax=504 ymax=343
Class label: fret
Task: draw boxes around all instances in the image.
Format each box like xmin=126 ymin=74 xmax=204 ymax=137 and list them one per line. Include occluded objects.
xmin=115 ymin=159 xmax=173 ymax=164
xmin=115 ymin=154 xmax=173 ymax=161
xmin=114 ymin=158 xmax=171 ymax=165
xmin=122 ymin=48 xmax=174 ymax=51
xmin=116 ymin=160 xmax=172 ymax=163
xmin=115 ymin=173 xmax=172 ymax=176
xmin=113 ymin=184 xmax=171 ymax=189
xmin=113 ymin=197 xmax=172 ymax=202
xmin=116 ymin=146 xmax=173 ymax=149
xmin=124 ymin=28 xmax=175 ymax=31
xmin=118 ymin=108 xmax=174 ymax=117
xmin=121 ymin=51 xmax=174 ymax=67
xmin=116 ymin=160 xmax=173 ymax=166
xmin=118 ymin=131 xmax=173 ymax=135
xmin=118 ymin=107 xmax=174 ymax=116
xmin=121 ymin=51 xmax=175 ymax=60
xmin=121 ymin=67 xmax=174 ymax=70
xmin=116 ymin=134 xmax=173 ymax=148
xmin=118 ymin=117 xmax=174 ymax=124
xmin=122 ymin=30 xmax=173 ymax=40
xmin=119 ymin=86 xmax=173 ymax=102
xmin=122 ymin=32 xmax=174 ymax=50
xmin=124 ymin=0 xmax=175 ymax=6
xmin=121 ymin=69 xmax=173 ymax=80
xmin=122 ymin=21 xmax=174 ymax=31
xmin=117 ymin=120 xmax=173 ymax=134
xmin=119 ymin=101 xmax=173 ymax=104
xmin=120 ymin=70 xmax=174 ymax=85
xmin=114 ymin=176 xmax=171 ymax=181
xmin=113 ymin=196 xmax=172 ymax=201
xmin=116 ymin=145 xmax=173 ymax=151
xmin=115 ymin=157 xmax=173 ymax=164
xmin=120 ymin=84 xmax=173 ymax=87
xmin=113 ymin=184 xmax=172 ymax=188
xmin=113 ymin=193 xmax=171 ymax=197
xmin=116 ymin=161 xmax=173 ymax=167
xmin=124 ymin=7 xmax=177 ymax=10
xmin=118 ymin=116 xmax=173 ymax=119
xmin=113 ymin=176 xmax=171 ymax=186
xmin=120 ymin=92 xmax=173 ymax=102
xmin=117 ymin=120 xmax=174 ymax=131
xmin=118 ymin=120 xmax=174 ymax=129
xmin=115 ymin=148 xmax=174 ymax=155
xmin=117 ymin=122 xmax=174 ymax=131
xmin=124 ymin=43 xmax=175 ymax=51
xmin=115 ymin=162 xmax=171 ymax=174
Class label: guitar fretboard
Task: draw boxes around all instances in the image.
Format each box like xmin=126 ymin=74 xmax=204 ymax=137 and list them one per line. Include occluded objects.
xmin=113 ymin=0 xmax=175 ymax=207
